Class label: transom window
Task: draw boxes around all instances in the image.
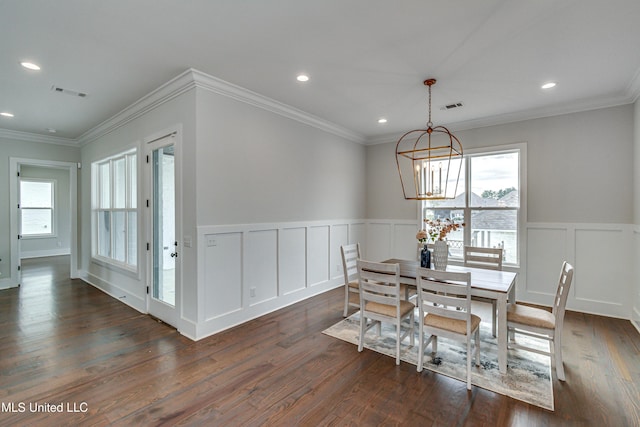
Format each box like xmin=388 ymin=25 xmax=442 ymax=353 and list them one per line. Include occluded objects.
xmin=422 ymin=146 xmax=522 ymax=265
xmin=20 ymin=179 xmax=55 ymax=237
xmin=91 ymin=149 xmax=137 ymax=271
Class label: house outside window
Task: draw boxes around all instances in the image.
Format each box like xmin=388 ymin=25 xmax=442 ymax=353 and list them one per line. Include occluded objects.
xmin=91 ymin=149 xmax=138 ymax=271
xmin=20 ymin=179 xmax=55 ymax=237
xmin=422 ymin=146 xmax=522 ymax=265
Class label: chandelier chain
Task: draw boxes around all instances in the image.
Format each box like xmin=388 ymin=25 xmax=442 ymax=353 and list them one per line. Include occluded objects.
xmin=427 ymin=82 xmax=433 ymax=128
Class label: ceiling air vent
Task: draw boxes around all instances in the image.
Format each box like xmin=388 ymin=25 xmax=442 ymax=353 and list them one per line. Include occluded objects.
xmin=51 ymin=85 xmax=88 ymax=98
xmin=440 ymin=102 xmax=463 ymax=110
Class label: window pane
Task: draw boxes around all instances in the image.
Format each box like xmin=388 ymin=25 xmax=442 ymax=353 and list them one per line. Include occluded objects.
xmin=21 ymin=181 xmax=52 ymax=208
xmin=112 ymin=212 xmax=126 ymax=262
xmin=22 ymin=209 xmax=52 ymax=235
xmin=99 ymin=163 xmax=110 ymax=209
xmin=113 ymin=157 xmax=126 ymax=209
xmin=97 ymin=211 xmax=111 ymax=257
xmin=470 ymin=152 xmax=519 ymax=207
xmin=423 ymin=208 xmax=464 ymax=259
xmin=471 ymin=209 xmax=518 ymax=264
xmin=128 ymin=154 xmax=137 ymax=209
xmin=127 ymin=211 xmax=137 ymax=266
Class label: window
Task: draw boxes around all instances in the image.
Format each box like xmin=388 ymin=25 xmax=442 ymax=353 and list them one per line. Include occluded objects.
xmin=422 ymin=147 xmax=522 ymax=265
xmin=92 ymin=149 xmax=137 ymax=270
xmin=20 ymin=179 xmax=55 ymax=237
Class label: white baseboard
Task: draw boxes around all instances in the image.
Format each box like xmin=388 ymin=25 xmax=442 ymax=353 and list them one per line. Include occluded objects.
xmin=79 ymin=270 xmax=146 ymax=314
xmin=20 ymin=248 xmax=71 ymax=259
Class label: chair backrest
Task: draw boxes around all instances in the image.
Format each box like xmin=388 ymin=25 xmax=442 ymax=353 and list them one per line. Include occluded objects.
xmin=552 ymin=261 xmax=574 ymax=321
xmin=357 ymin=259 xmax=401 ymax=311
xmin=341 ymin=243 xmax=361 ymax=284
xmin=464 ymin=246 xmax=503 ymax=270
xmin=416 ymin=267 xmax=473 ymax=330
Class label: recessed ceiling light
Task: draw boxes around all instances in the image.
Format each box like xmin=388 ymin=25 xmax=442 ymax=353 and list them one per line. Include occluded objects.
xmin=21 ymin=61 xmax=41 ymax=71
xmin=541 ymin=82 xmax=556 ymax=89
xmin=296 ymin=74 xmax=309 ymax=82
xmin=46 ymin=128 xmax=57 ymax=133
xmin=1 ymin=112 xmax=15 ymax=118
xmin=378 ymin=118 xmax=388 ymax=124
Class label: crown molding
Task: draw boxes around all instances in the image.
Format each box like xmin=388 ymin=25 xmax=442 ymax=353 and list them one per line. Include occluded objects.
xmin=77 ymin=69 xmax=198 ymax=145
xmin=0 ymin=128 xmax=78 ymax=146
xmin=189 ymin=69 xmax=366 ymax=143
xmin=363 ymin=93 xmax=636 ymax=146
xmin=78 ymin=68 xmax=366 ymax=146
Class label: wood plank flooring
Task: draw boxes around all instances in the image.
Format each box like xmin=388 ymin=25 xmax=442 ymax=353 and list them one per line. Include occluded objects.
xmin=1 ymin=256 xmax=639 ymax=426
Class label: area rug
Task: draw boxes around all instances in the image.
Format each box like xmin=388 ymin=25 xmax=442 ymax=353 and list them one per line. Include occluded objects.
xmin=322 ymin=311 xmax=554 ymax=410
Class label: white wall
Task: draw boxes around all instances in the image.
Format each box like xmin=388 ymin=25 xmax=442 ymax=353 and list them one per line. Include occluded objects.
xmin=365 ymin=105 xmax=636 ymax=319
xmin=19 ymin=165 xmax=71 ymax=258
xmin=194 ymin=88 xmax=366 ymax=224
xmin=75 ymin=70 xmax=367 ymax=340
xmin=0 ymin=137 xmax=79 ymax=288
xmin=189 ymin=85 xmax=367 ymax=339
xmin=78 ymin=88 xmax=197 ymax=327
xmin=633 ymin=99 xmax=640 ymax=331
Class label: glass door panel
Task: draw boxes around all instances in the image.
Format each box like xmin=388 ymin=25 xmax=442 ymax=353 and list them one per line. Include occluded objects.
xmin=152 ymin=144 xmax=175 ymax=307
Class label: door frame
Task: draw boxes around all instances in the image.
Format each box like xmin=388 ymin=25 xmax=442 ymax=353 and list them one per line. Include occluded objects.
xmin=7 ymin=158 xmax=78 ymax=289
xmin=143 ymin=125 xmax=182 ymax=327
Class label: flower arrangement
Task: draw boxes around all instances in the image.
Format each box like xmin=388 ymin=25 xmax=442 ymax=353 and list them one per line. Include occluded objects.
xmin=418 ymin=218 xmax=465 ymax=243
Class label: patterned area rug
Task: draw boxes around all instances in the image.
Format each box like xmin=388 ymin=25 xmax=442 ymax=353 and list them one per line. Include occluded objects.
xmin=322 ymin=311 xmax=554 ymax=410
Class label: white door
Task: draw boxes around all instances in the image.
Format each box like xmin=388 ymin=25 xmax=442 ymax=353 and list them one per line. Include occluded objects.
xmin=146 ymin=133 xmax=178 ymax=327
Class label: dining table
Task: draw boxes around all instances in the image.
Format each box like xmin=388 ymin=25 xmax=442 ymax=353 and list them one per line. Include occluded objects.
xmin=383 ymin=258 xmax=517 ymax=374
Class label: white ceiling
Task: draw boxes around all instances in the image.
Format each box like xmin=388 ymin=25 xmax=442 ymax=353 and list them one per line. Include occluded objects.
xmin=1 ymin=0 xmax=640 ymax=145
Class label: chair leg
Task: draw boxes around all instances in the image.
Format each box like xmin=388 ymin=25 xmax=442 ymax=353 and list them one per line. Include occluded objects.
xmin=491 ymin=301 xmax=497 ymax=337
xmin=417 ymin=322 xmax=424 ymax=372
xmin=554 ymin=333 xmax=565 ymax=381
xmin=343 ymin=286 xmax=349 ymax=317
xmin=474 ymin=329 xmax=481 ymax=366
xmin=466 ymin=339 xmax=472 ymax=390
xmin=358 ymin=315 xmax=366 ymax=353
xmin=396 ymin=322 xmax=401 ymax=365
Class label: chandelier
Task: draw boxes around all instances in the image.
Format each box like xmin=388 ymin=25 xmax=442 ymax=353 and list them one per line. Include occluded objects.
xmin=395 ymin=79 xmax=463 ymax=200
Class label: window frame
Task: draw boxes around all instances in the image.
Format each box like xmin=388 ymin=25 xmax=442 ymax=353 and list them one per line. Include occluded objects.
xmin=420 ymin=143 xmax=526 ymax=267
xmin=20 ymin=178 xmax=56 ymax=239
xmin=91 ymin=148 xmax=138 ymax=273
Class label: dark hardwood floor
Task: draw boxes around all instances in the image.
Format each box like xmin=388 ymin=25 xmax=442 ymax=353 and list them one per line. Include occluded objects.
xmin=1 ymin=256 xmax=639 ymax=426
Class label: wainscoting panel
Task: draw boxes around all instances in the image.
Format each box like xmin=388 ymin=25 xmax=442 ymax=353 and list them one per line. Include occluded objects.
xmin=246 ymin=229 xmax=279 ymax=306
xmin=279 ymin=227 xmax=307 ymax=296
xmin=360 ymin=220 xmax=635 ymax=320
xmin=196 ymin=220 xmax=365 ymax=340
xmin=526 ymin=226 xmax=568 ymax=296
xmin=331 ymin=224 xmax=349 ymax=281
xmin=525 ymin=223 xmax=633 ymax=319
xmin=308 ymin=226 xmax=330 ymax=287
xmin=203 ymin=232 xmax=243 ymax=320
xmin=195 ymin=220 xmax=635 ymax=340
xmin=574 ymin=227 xmax=630 ymax=308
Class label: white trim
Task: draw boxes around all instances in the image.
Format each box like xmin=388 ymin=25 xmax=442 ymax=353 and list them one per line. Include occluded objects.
xmin=79 ymin=69 xmax=365 ymax=146
xmin=20 ymin=248 xmax=71 ymax=259
xmin=0 ymin=128 xmax=77 ymax=146
xmin=188 ymin=69 xmax=365 ymax=143
xmin=9 ymin=158 xmax=79 ymax=288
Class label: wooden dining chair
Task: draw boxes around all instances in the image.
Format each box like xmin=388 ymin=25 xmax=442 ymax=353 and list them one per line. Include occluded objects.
xmin=416 ymin=268 xmax=481 ymax=390
xmin=341 ymin=243 xmax=361 ymax=317
xmin=464 ymin=246 xmax=503 ymax=337
xmin=507 ymin=261 xmax=574 ymax=381
xmin=357 ymin=259 xmax=415 ymax=365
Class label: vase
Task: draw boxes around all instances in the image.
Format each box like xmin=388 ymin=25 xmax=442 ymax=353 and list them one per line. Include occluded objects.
xmin=433 ymin=240 xmax=449 ymax=270
xmin=420 ymin=244 xmax=431 ymax=268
